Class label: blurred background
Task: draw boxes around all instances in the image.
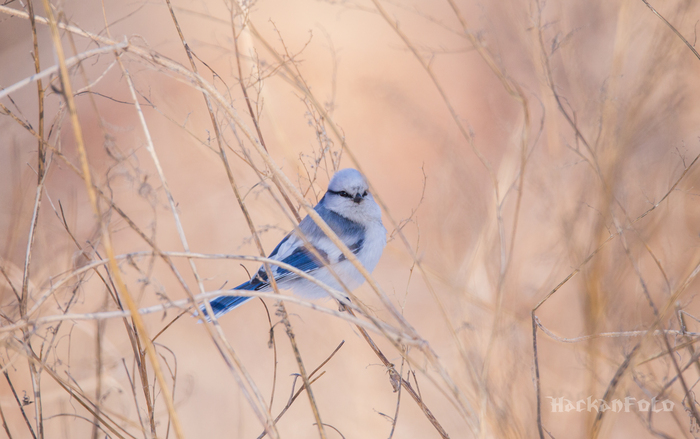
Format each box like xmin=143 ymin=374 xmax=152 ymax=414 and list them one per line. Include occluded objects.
xmin=2 ymin=0 xmax=700 ymax=437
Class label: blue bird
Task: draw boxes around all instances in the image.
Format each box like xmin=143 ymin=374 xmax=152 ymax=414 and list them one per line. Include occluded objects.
xmin=200 ymin=168 xmax=387 ymax=321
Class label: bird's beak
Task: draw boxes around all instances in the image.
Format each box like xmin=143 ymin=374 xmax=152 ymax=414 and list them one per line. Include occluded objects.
xmin=353 ymin=194 xmax=362 ymax=204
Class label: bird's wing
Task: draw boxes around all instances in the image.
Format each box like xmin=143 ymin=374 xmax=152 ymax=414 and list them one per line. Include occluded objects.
xmin=237 ymin=206 xmax=366 ymax=290
xmin=235 ymin=230 xmax=328 ymax=290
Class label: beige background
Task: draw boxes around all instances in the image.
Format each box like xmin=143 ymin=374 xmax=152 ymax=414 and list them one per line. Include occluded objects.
xmin=2 ymin=0 xmax=700 ymax=438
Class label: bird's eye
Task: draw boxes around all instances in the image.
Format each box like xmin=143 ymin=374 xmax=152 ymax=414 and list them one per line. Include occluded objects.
xmin=329 ymin=189 xmax=355 ymax=199
xmin=362 ymin=191 xmax=368 ymax=197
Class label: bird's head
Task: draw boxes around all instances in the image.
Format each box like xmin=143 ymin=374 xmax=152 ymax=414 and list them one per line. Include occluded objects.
xmin=323 ymin=168 xmax=381 ymax=222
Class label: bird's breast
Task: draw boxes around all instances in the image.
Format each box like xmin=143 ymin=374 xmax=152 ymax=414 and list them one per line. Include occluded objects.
xmin=355 ymin=221 xmax=387 ymax=273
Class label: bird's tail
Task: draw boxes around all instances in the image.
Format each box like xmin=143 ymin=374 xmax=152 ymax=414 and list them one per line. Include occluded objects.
xmin=198 ymin=280 xmax=257 ymax=322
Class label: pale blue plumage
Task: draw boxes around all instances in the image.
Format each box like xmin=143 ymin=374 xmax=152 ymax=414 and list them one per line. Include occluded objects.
xmin=200 ymin=168 xmax=386 ymax=321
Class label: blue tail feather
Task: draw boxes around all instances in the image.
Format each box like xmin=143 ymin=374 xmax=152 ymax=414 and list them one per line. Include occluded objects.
xmin=199 ymin=279 xmax=259 ymax=321
xmin=204 ymin=295 xmax=252 ymax=318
